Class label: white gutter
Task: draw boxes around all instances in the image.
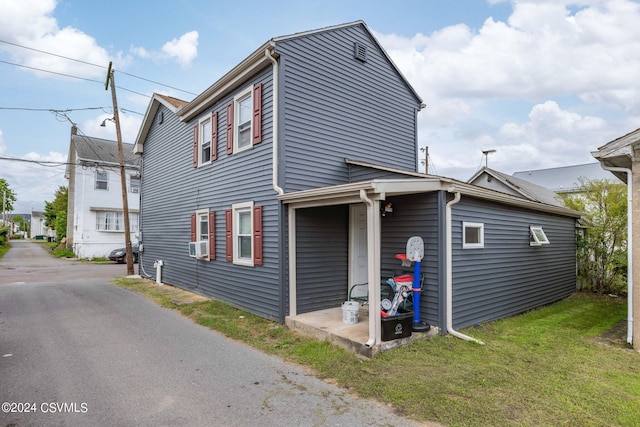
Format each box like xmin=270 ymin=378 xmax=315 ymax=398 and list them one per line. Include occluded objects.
xmin=265 ymin=48 xmax=284 ymax=196
xmin=446 ymin=190 xmax=485 ymax=345
xmin=601 ymin=165 xmax=633 ymax=345
xmin=360 ymin=189 xmax=380 ymax=347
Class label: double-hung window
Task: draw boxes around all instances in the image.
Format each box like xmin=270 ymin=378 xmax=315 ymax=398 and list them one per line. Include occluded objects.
xmin=193 ymin=112 xmax=217 ymax=168
xmin=130 ymin=175 xmax=140 ymax=193
xmin=199 ymin=117 xmax=212 ymax=165
xmin=235 ymin=87 xmax=253 ymax=152
xmin=198 ymin=209 xmax=209 ymax=242
xmin=95 ymin=171 xmax=108 ymax=190
xmin=226 ymin=83 xmax=262 ymax=155
xmin=226 ymin=202 xmax=263 ymax=266
xmin=190 ymin=209 xmax=215 ymax=260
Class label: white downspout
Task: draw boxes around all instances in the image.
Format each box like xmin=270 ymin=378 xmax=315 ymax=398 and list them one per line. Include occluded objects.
xmin=600 ymin=165 xmax=633 ymax=345
xmin=446 ymin=190 xmax=485 ymax=345
xmin=265 ymin=47 xmax=284 ymax=196
xmin=360 ymin=189 xmax=381 ymax=347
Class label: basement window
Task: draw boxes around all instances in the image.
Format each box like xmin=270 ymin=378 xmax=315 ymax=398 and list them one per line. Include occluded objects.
xmin=463 ymin=222 xmax=484 ymax=249
xmin=530 ymin=225 xmax=550 ymax=246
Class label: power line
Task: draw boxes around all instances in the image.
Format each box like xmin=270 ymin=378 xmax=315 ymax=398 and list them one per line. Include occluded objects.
xmin=0 ymin=59 xmax=103 ymax=83
xmin=0 ymin=39 xmax=104 ymax=69
xmin=0 ymin=155 xmax=139 ymax=170
xmin=0 ymin=39 xmax=197 ymax=96
xmin=0 ymin=106 xmax=107 ymax=112
xmin=0 ymin=155 xmax=69 ymax=167
xmin=0 ymin=106 xmax=144 ymax=116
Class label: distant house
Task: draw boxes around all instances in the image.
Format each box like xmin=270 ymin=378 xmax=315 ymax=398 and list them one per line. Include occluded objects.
xmin=512 ymin=163 xmax=614 ymax=194
xmin=134 ymin=21 xmax=581 ymax=353
xmin=65 ymin=126 xmax=140 ymax=259
xmin=468 ymin=167 xmax=564 ymax=207
xmin=29 ymin=211 xmax=50 ymax=238
xmin=6 ymin=213 xmax=31 ymax=237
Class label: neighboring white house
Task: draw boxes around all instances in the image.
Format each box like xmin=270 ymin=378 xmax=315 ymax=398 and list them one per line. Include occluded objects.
xmin=65 ymin=126 xmax=140 ymax=259
xmin=30 ymin=211 xmax=56 ymax=240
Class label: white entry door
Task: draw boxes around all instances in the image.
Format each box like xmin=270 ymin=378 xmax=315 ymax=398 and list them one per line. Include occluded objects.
xmin=349 ymin=204 xmax=368 ymax=297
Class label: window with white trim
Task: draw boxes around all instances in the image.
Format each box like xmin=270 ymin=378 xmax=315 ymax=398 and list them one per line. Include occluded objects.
xmin=197 ymin=209 xmax=209 ymax=242
xmin=463 ymin=222 xmax=484 ymax=249
xmin=130 ymin=175 xmax=140 ymax=193
xmin=530 ymin=225 xmax=550 ymax=246
xmin=234 ymin=86 xmax=253 ymax=153
xmin=95 ymin=211 xmax=139 ymax=232
xmin=199 ymin=116 xmax=212 ymax=165
xmin=95 ymin=171 xmax=108 ymax=190
xmin=233 ymin=201 xmax=254 ymax=266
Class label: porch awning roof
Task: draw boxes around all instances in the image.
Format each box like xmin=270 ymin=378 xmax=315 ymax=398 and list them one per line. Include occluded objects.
xmin=278 ymin=178 xmax=582 ymax=218
xmin=591 ymin=127 xmax=640 ymax=183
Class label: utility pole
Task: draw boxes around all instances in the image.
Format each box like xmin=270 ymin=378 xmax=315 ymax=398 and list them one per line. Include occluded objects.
xmin=105 ymin=62 xmax=134 ymax=275
xmin=420 ymin=146 xmax=429 ymax=174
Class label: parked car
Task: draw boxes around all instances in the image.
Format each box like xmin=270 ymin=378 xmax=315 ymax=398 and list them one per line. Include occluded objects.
xmin=108 ymin=244 xmax=139 ymax=264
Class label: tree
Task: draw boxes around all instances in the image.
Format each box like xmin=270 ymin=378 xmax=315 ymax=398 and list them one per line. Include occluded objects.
xmin=44 ymin=186 xmax=68 ymax=241
xmin=12 ymin=214 xmax=27 ymax=235
xmin=0 ymin=178 xmax=17 ymax=218
xmin=560 ymin=178 xmax=627 ymax=295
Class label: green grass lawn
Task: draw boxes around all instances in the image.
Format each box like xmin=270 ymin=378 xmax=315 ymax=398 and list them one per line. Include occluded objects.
xmin=113 ymin=277 xmax=639 ymax=427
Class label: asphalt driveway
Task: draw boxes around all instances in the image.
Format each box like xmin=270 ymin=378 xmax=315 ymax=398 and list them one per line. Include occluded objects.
xmin=0 ymin=241 xmax=422 ymax=426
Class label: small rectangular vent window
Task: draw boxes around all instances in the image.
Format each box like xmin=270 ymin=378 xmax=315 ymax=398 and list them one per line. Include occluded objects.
xmin=354 ymin=42 xmax=367 ymax=63
xmin=530 ymin=225 xmax=550 ymax=246
xmin=463 ymin=222 xmax=484 ymax=249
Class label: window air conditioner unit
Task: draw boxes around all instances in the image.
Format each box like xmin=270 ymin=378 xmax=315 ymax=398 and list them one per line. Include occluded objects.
xmin=189 ymin=241 xmax=209 ymax=258
xmin=131 ymin=187 xmax=140 ymax=193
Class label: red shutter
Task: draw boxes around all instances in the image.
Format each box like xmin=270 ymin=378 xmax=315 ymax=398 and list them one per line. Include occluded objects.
xmin=190 ymin=213 xmax=196 ymax=242
xmin=253 ymin=205 xmax=263 ymax=266
xmin=252 ymin=83 xmax=262 ymax=145
xmin=211 ymin=111 xmax=218 ymax=161
xmin=208 ymin=211 xmax=216 ymax=260
xmin=192 ymin=125 xmax=198 ymax=167
xmin=226 ymin=102 xmax=234 ymax=155
xmin=225 ymin=209 xmax=232 ymax=261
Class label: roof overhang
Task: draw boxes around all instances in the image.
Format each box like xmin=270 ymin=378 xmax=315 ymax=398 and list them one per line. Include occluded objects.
xmin=278 ymin=178 xmax=582 ymax=218
xmin=592 ymin=128 xmax=640 ymax=183
xmin=133 ymin=94 xmax=187 ymax=154
xmin=178 ymin=41 xmax=276 ymax=122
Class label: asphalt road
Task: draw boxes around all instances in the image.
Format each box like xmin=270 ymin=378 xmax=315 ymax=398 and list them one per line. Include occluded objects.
xmin=0 ymin=241 xmax=424 ymax=427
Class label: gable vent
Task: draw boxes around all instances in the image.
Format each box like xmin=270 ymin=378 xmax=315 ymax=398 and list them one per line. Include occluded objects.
xmin=354 ymin=42 xmax=367 ymax=63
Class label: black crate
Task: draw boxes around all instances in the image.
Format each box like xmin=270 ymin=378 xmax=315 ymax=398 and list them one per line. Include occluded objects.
xmin=381 ymin=309 xmax=414 ymax=341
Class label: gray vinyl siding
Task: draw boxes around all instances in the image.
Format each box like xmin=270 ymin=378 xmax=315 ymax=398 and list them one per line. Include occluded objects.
xmin=450 ymin=196 xmax=577 ymax=329
xmin=380 ymin=193 xmax=441 ymax=328
xmin=139 ymin=67 xmax=285 ymax=321
xmin=275 ymin=23 xmax=421 ymax=192
xmin=295 ymin=205 xmax=349 ymax=313
xmin=347 ymin=163 xmax=424 ymax=182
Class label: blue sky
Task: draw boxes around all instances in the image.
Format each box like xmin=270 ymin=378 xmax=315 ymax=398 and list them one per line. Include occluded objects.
xmin=1 ymin=0 xmax=639 ymax=213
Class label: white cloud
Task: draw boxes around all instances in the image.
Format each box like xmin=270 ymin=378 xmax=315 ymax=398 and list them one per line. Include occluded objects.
xmin=161 ymin=31 xmax=198 ymax=67
xmin=1 ymin=151 xmax=67 ymax=213
xmin=80 ymin=113 xmax=143 ymax=145
xmin=131 ymin=31 xmax=199 ymax=68
xmin=374 ymin=0 xmax=640 ymax=179
xmin=0 ymin=0 xmax=117 ymax=79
